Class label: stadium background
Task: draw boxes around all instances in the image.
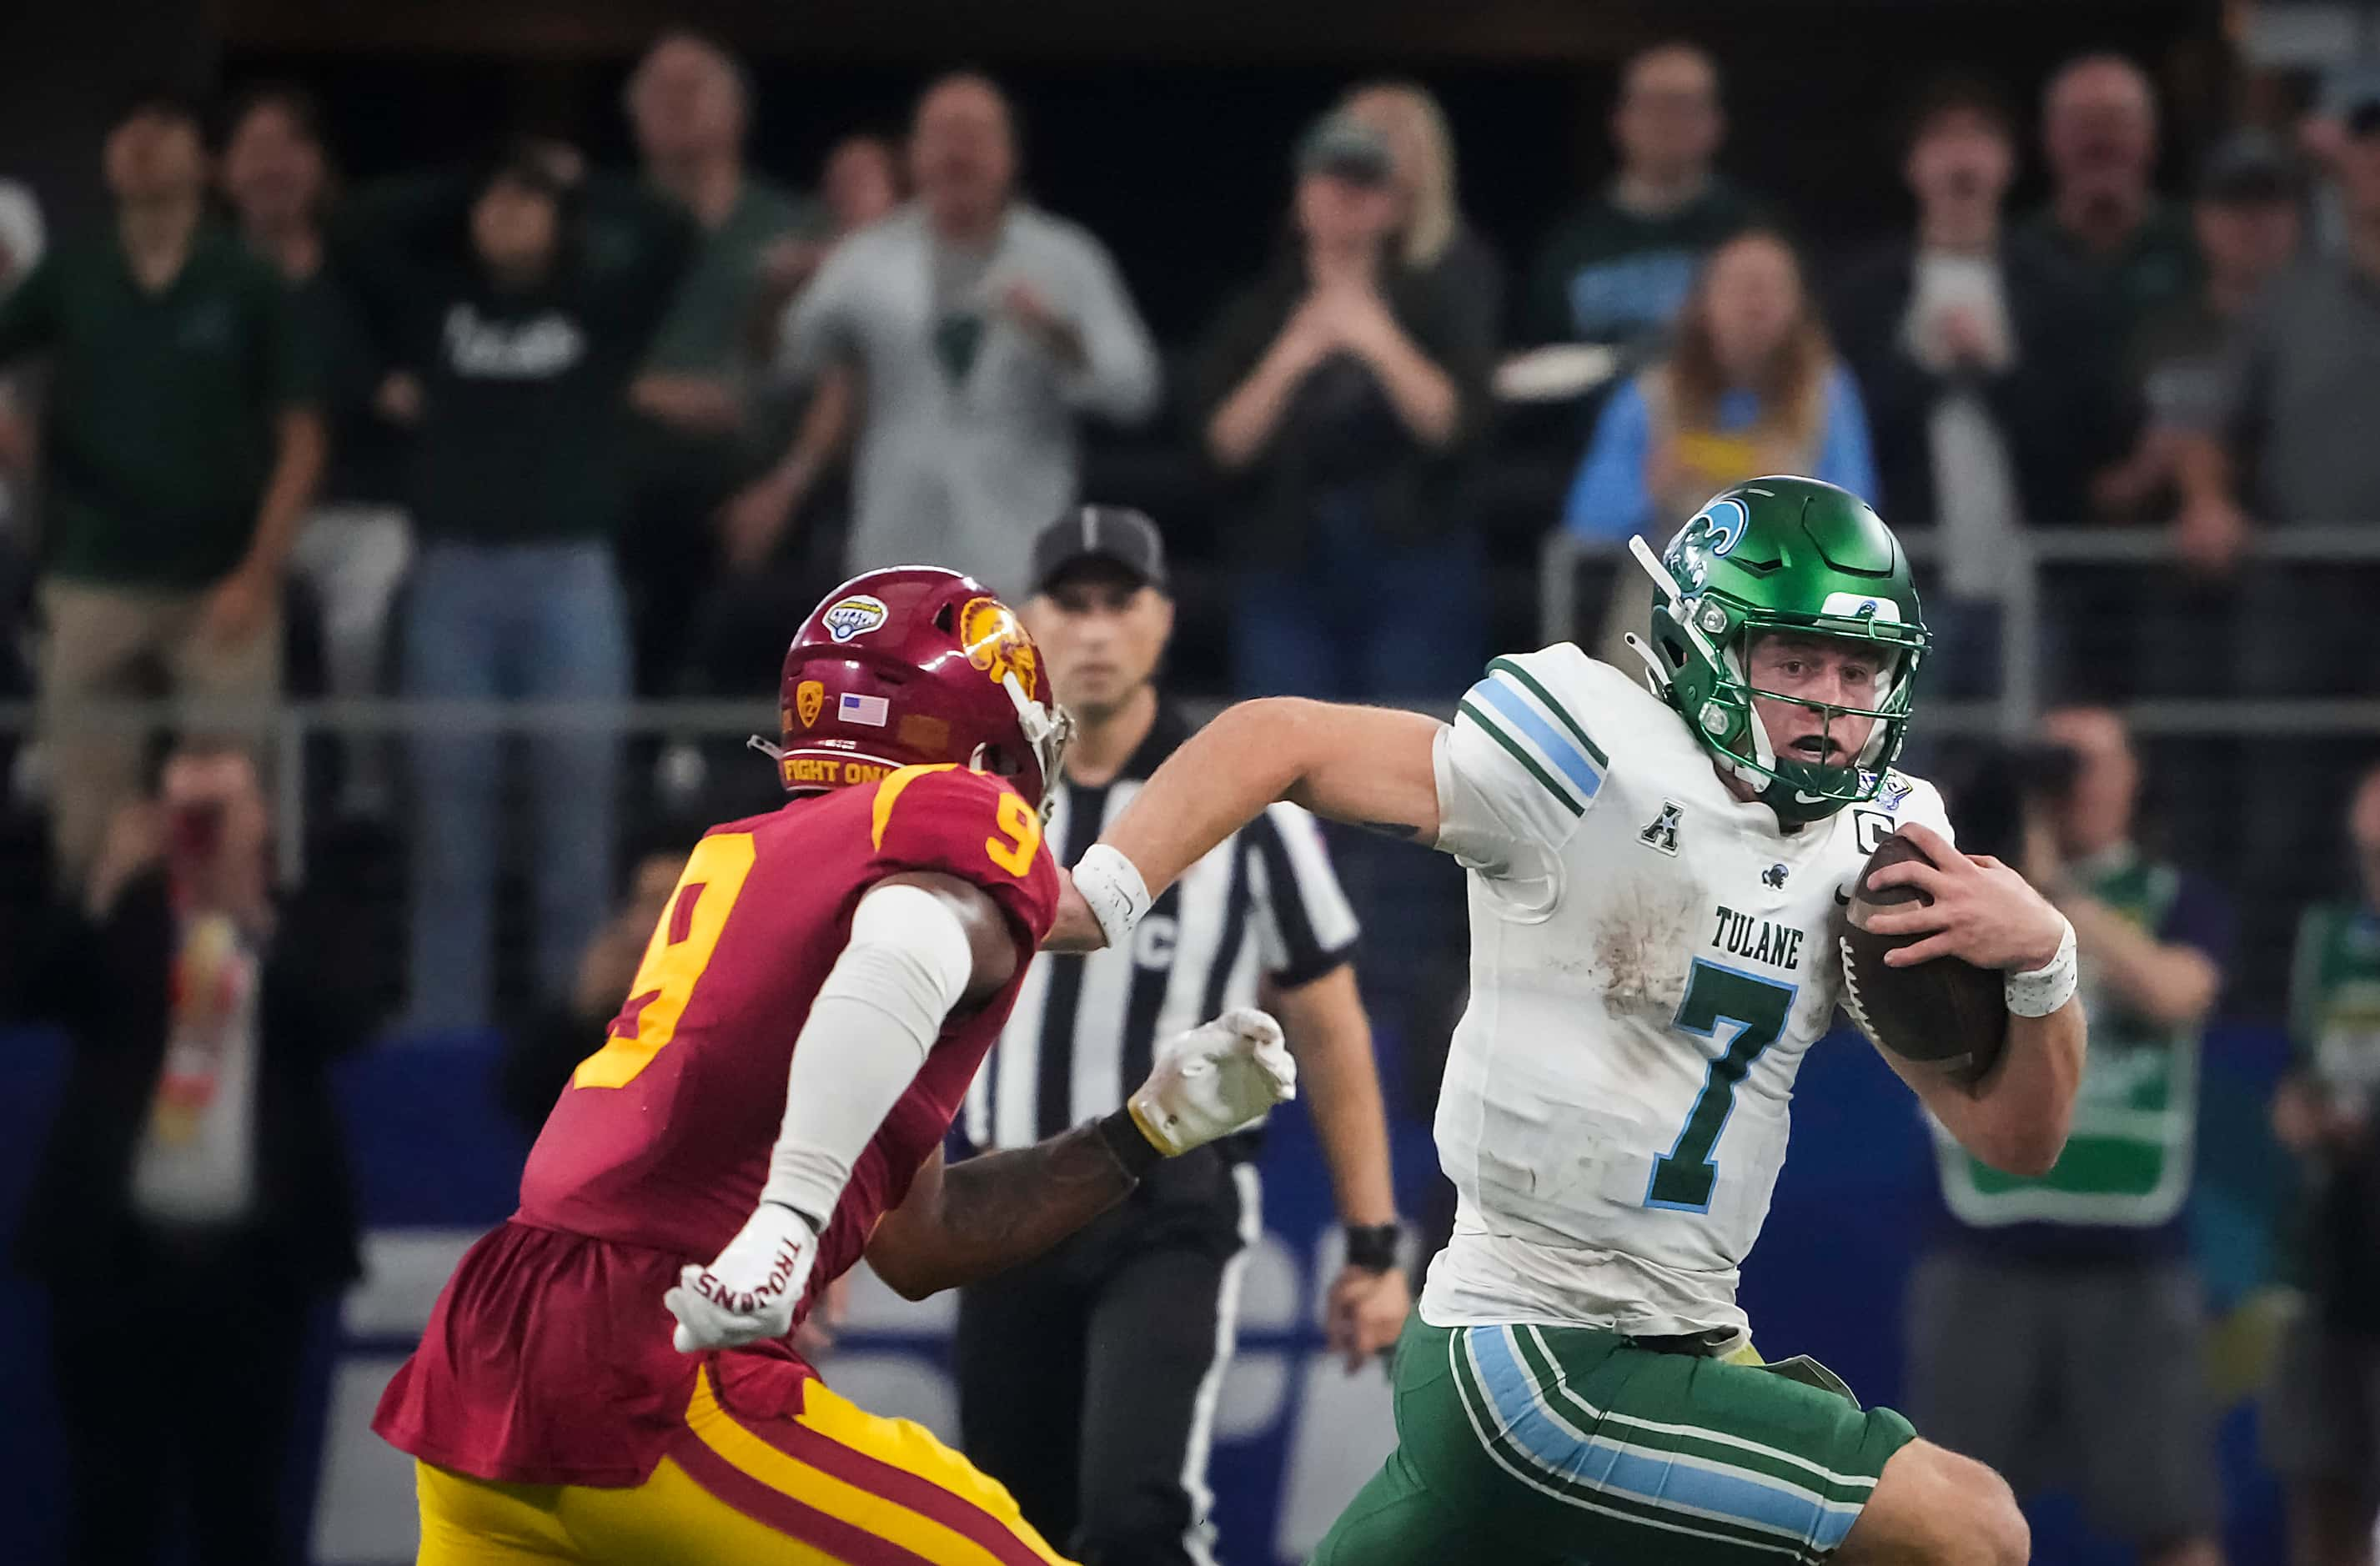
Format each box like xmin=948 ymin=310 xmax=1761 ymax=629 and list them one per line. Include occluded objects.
xmin=0 ymin=0 xmax=2362 ymax=1559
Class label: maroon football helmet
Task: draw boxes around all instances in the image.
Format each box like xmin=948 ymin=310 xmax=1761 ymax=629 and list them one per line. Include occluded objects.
xmin=757 ymin=566 xmax=1070 ymax=811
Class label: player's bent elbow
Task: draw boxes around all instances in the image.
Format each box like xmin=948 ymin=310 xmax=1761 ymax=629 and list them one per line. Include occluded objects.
xmin=1967 ymin=1117 xmax=2068 ymax=1178
xmin=861 ymin=1237 xmax=943 ymax=1302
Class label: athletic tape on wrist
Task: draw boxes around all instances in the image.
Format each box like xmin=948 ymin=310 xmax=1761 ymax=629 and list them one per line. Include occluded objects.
xmin=2004 ymin=917 xmax=2079 ymax=1018
xmin=1072 ymin=845 xmax=1152 ymax=951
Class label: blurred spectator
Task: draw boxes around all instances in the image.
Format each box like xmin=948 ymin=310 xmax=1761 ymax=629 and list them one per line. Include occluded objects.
xmin=1562 ymin=228 xmax=1875 ymax=656
xmin=697 ymin=130 xmax=905 ymax=633
xmin=2297 ymin=63 xmax=2380 ymax=258
xmin=616 ymin=31 xmax=826 ymax=693
xmin=1913 ymin=706 xmax=2234 ymax=1566
xmin=740 ymin=133 xmax=906 ymax=341
xmin=2096 ymin=132 xmax=2304 ymax=525
xmin=1337 ymin=80 xmax=1505 ymax=349
xmin=1831 ymin=77 xmax=2124 ymax=697
xmin=4 ymin=741 xmax=378 ymax=1566
xmin=1523 ymin=43 xmax=1755 ymax=349
xmin=2176 ymin=84 xmax=2380 ymax=575
xmin=762 ymin=73 xmax=1159 ymax=595
xmin=821 ymin=133 xmax=903 ymax=233
xmin=2171 ymin=80 xmax=2380 ymax=715
xmin=2267 ymin=760 xmax=2380 ymax=1566
xmin=2018 ymin=53 xmax=2199 ymax=337
xmin=1193 ymin=112 xmax=1494 ymax=700
xmin=223 ymin=85 xmax=415 ymax=818
xmin=654 ymin=132 xmax=910 ymax=811
xmin=337 ymin=143 xmax=694 ymax=1029
xmin=0 ymin=90 xmax=324 ymax=889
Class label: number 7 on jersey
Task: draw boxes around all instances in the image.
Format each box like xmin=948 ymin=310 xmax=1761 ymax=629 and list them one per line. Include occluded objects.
xmin=1644 ymin=960 xmax=1797 ymax=1212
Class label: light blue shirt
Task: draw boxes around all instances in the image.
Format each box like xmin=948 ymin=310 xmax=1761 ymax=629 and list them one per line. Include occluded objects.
xmin=1562 ymin=362 xmax=1878 ymax=540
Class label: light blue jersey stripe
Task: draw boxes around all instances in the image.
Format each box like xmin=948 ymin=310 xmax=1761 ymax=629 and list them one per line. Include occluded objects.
xmin=1470 ymin=1328 xmax=1859 ymax=1551
xmin=1472 ymin=676 xmax=1604 ymax=801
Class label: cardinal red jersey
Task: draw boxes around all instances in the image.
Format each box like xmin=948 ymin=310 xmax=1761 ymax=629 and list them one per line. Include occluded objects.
xmin=374 ymin=765 xmax=1057 ymax=1486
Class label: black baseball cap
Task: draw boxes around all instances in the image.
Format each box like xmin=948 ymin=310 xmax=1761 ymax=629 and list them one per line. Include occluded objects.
xmin=2198 ymin=131 xmax=2302 ymax=204
xmin=1029 ymin=505 xmax=1167 ymax=595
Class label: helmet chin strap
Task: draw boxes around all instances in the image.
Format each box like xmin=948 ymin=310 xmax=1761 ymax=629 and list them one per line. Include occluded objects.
xmin=1619 ymin=631 xmax=1670 ymax=696
xmin=999 ymin=670 xmax=1072 ymax=815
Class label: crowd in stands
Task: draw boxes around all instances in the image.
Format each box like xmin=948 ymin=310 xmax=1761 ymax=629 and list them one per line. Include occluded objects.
xmin=0 ymin=33 xmax=2377 ymax=1024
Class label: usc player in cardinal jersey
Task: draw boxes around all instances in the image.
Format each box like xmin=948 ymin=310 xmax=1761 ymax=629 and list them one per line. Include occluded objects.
xmin=374 ymin=567 xmax=1296 ymax=1565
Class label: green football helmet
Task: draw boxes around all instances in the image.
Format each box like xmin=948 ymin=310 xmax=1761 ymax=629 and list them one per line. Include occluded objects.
xmin=1630 ymin=476 xmax=1929 ymax=826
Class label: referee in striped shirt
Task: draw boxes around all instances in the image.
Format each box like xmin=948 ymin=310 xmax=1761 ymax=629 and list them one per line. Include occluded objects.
xmin=954 ymin=507 xmax=1408 ymax=1566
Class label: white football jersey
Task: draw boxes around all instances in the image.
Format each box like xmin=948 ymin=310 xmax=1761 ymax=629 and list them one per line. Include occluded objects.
xmin=1418 ymin=645 xmax=1954 ymax=1343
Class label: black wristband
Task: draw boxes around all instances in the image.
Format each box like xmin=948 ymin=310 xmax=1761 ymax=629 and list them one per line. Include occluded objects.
xmin=1345 ymin=1222 xmax=1403 ymax=1273
xmin=1095 ymin=1107 xmax=1164 ymax=1180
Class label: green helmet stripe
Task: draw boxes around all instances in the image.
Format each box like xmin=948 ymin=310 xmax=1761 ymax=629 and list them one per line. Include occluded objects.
xmin=1458 ymin=700 xmax=1586 ymax=817
xmin=1489 ymin=656 xmax=1609 ymax=768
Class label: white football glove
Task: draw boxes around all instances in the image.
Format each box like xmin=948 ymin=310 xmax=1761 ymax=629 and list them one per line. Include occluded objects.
xmin=1126 ymin=1007 xmax=1297 ymax=1157
xmin=664 ymin=1202 xmax=818 ymax=1354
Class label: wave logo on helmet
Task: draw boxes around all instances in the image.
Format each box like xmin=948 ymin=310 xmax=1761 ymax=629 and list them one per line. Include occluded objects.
xmin=959 ymin=595 xmax=1038 ymax=700
xmin=821 ymin=595 xmax=889 ymax=643
xmin=1679 ymin=497 xmax=1750 ymax=559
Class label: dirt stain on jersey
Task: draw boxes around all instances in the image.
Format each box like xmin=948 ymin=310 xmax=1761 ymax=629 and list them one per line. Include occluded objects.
xmin=1584 ymin=875 xmax=1704 ymax=1040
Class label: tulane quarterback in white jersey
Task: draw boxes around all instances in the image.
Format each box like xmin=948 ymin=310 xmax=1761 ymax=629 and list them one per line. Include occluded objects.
xmin=1054 ymin=479 xmax=2086 ymax=1565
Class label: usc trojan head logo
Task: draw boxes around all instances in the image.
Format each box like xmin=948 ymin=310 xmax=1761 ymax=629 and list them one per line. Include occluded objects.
xmin=794 ymin=680 xmax=826 ymax=729
xmin=959 ymin=596 xmax=1038 ymax=700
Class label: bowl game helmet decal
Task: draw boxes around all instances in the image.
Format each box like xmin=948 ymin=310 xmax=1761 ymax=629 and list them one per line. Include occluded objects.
xmin=1629 ymin=476 xmax=1929 ymax=826
xmin=764 ymin=566 xmax=1071 ymax=812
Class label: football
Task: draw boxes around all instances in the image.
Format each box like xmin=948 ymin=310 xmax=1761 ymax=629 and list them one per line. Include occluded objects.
xmin=1837 ymin=831 xmax=2007 ymax=1079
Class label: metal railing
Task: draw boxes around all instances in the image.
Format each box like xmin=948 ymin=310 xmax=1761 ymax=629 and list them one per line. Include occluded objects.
xmin=10 ymin=522 xmax=2380 ymax=886
xmin=1539 ymin=523 xmax=2380 ymax=737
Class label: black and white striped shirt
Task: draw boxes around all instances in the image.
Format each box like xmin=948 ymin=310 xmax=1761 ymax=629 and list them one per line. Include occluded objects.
xmin=962 ymin=705 xmax=1360 ymax=1152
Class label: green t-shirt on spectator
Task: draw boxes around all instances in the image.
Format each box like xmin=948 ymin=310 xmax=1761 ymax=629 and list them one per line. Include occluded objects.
xmin=643 ymin=178 xmax=821 ymax=379
xmin=2015 ymin=198 xmax=2200 ymax=341
xmin=0 ymin=223 xmax=317 ymax=590
xmin=636 ymin=178 xmax=825 ymax=485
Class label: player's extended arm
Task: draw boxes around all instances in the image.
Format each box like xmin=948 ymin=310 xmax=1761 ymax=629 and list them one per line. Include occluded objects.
xmin=1864 ymin=823 xmax=2086 ymax=1177
xmin=1053 ymin=698 xmax=1446 ymax=951
xmin=865 ymin=1134 xmax=1127 ymax=1300
xmin=664 ymin=870 xmax=1017 ymax=1353
xmin=866 ymin=1009 xmax=1298 ymax=1299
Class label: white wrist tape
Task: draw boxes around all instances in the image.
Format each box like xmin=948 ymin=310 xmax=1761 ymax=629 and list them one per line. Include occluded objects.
xmin=2004 ymin=917 xmax=2079 ymax=1018
xmin=761 ymin=883 xmax=973 ymax=1222
xmin=1071 ymin=845 xmax=1152 ymax=951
